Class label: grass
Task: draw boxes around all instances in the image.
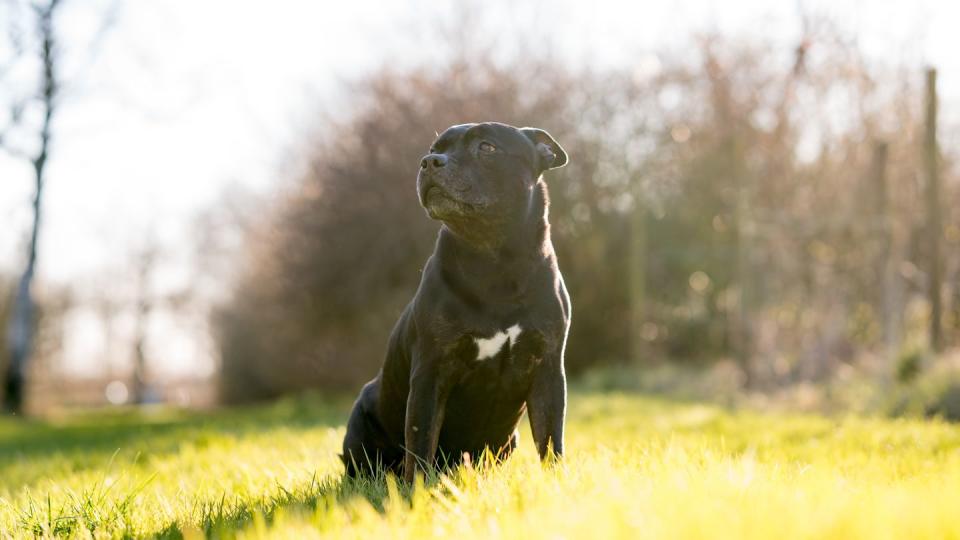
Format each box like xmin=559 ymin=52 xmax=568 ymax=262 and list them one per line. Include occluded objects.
xmin=1 ymin=391 xmax=959 ymax=539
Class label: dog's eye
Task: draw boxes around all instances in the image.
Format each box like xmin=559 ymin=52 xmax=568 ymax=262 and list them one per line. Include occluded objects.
xmin=478 ymin=141 xmax=497 ymax=153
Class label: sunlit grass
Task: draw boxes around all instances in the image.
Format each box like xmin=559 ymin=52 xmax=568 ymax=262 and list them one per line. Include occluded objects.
xmin=1 ymin=392 xmax=959 ymax=538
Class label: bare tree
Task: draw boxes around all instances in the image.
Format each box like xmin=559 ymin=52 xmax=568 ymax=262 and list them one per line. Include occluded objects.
xmin=1 ymin=0 xmax=62 ymax=414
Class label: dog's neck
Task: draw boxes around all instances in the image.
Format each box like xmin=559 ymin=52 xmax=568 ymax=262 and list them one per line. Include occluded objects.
xmin=436 ymin=180 xmax=553 ymax=301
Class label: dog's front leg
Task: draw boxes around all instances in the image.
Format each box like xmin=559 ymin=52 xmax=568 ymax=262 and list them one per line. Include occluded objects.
xmin=527 ymin=359 xmax=567 ymax=461
xmin=403 ymin=365 xmax=447 ymax=483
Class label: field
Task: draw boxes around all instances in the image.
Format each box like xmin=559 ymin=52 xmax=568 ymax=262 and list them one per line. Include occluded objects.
xmin=2 ymin=391 xmax=960 ymax=539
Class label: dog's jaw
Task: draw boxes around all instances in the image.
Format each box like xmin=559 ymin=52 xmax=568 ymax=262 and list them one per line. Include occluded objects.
xmin=422 ymin=186 xmax=476 ymax=220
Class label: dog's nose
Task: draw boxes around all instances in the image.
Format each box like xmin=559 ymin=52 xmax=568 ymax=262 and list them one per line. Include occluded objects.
xmin=421 ymin=154 xmax=448 ymax=169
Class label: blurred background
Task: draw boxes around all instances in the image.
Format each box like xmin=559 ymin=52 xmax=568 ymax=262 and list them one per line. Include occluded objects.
xmin=2 ymin=0 xmax=960 ymax=417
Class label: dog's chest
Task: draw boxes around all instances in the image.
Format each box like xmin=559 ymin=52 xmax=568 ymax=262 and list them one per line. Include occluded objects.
xmin=442 ymin=323 xmax=547 ymax=380
xmin=473 ymin=324 xmax=522 ymax=361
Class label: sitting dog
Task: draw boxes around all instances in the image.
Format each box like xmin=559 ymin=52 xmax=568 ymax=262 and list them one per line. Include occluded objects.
xmin=342 ymin=122 xmax=571 ymax=482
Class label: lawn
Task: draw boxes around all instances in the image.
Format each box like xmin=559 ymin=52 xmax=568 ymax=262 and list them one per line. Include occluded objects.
xmin=1 ymin=391 xmax=959 ymax=539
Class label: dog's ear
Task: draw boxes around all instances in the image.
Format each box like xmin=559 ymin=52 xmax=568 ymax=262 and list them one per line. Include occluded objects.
xmin=521 ymin=127 xmax=568 ymax=173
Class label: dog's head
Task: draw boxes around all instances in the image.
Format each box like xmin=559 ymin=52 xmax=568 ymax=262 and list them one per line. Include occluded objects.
xmin=416 ymin=122 xmax=567 ymax=230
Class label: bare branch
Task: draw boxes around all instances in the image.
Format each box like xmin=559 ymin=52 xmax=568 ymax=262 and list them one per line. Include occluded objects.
xmin=0 ymin=0 xmax=26 ymax=83
xmin=59 ymin=0 xmax=121 ymax=88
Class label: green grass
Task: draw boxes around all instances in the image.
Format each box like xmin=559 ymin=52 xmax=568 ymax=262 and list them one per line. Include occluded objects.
xmin=2 ymin=392 xmax=959 ymax=539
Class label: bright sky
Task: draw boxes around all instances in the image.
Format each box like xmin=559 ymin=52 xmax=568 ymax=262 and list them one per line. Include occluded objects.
xmin=1 ymin=0 xmax=958 ymax=377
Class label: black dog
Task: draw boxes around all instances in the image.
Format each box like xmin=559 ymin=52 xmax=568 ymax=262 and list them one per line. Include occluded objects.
xmin=342 ymin=122 xmax=571 ymax=482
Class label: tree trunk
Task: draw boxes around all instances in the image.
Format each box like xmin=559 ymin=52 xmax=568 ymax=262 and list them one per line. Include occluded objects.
xmin=4 ymin=274 xmax=35 ymax=413
xmin=132 ymin=288 xmax=150 ymax=405
xmin=924 ymin=68 xmax=943 ymax=353
xmin=733 ymin=150 xmax=754 ymax=389
xmin=132 ymin=336 xmax=148 ymax=404
xmin=629 ymin=201 xmax=646 ymax=364
xmin=870 ymin=141 xmax=899 ymax=365
xmin=3 ymin=131 xmax=47 ymax=415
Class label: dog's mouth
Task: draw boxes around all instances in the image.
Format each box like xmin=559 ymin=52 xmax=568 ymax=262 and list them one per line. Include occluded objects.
xmin=422 ymin=186 xmax=475 ymax=219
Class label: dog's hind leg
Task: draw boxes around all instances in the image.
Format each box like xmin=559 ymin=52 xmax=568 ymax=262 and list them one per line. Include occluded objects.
xmin=342 ymin=381 xmax=398 ymax=478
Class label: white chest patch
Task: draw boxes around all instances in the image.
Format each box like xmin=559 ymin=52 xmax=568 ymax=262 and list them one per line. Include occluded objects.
xmin=474 ymin=324 xmax=522 ymax=361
